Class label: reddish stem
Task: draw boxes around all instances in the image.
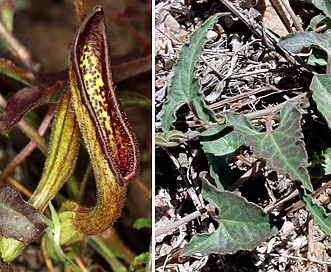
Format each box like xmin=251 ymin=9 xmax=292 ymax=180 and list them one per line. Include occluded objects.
xmin=0 ymin=105 xmax=54 ymax=182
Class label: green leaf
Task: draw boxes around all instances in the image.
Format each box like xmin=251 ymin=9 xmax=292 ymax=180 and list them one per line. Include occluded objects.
xmin=311 ymin=74 xmax=331 ymax=130
xmin=314 ymin=0 xmax=331 ymax=20
xmin=306 ymin=121 xmax=331 ymax=177
xmin=181 ymin=181 xmax=273 ymax=256
xmin=308 ymin=15 xmax=331 ymax=32
xmin=0 ymin=184 xmax=47 ymax=243
xmin=161 ymin=14 xmax=224 ymax=130
xmin=279 ymin=30 xmax=331 ymax=58
xmin=133 ymin=218 xmax=152 ymax=229
xmin=44 ymin=203 xmax=81 ymax=272
xmin=309 ymin=152 xmax=325 ymax=178
xmin=130 ymin=252 xmax=149 ymax=271
xmin=155 ymin=130 xmax=188 ymax=147
xmin=322 ymin=147 xmax=331 ymax=175
xmin=89 ymin=237 xmax=127 ymax=272
xmin=200 ymin=125 xmax=243 ymax=190
xmin=309 ymin=15 xmax=327 ymax=31
xmin=307 ymin=49 xmax=327 ymax=67
xmin=298 ymin=186 xmax=331 ymax=237
xmin=223 ymin=101 xmax=312 ymax=191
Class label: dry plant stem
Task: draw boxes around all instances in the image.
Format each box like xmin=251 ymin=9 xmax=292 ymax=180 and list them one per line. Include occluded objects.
xmin=308 ymin=218 xmax=314 ymax=261
xmin=269 ymin=176 xmax=331 ymax=213
xmin=228 ymin=68 xmax=271 ymax=79
xmin=188 ymin=160 xmax=207 ymax=211
xmin=210 ymin=86 xmax=287 ymax=110
xmin=155 ymin=207 xmax=209 ymax=237
xmin=227 ymin=160 xmax=265 ymax=191
xmin=163 ymin=147 xmax=205 ymax=211
xmin=0 ymin=170 xmax=32 ymax=197
xmin=186 ymin=86 xmax=303 ymax=122
xmin=0 ymin=21 xmax=36 ymax=71
xmin=0 ymin=94 xmax=48 ymax=154
xmin=0 ymin=105 xmax=54 ymax=182
xmin=220 ymin=0 xmax=310 ymax=69
xmin=41 ymin=236 xmax=54 ymax=272
xmin=270 ymin=0 xmax=304 ymax=32
xmin=269 ymin=0 xmax=292 ymax=33
xmin=73 ymin=256 xmax=88 ymax=272
xmin=155 ymin=27 xmax=182 ymax=46
xmin=286 ymin=178 xmax=331 ymax=213
xmin=268 ymin=253 xmax=331 ymax=266
xmin=220 ymin=0 xmax=279 ymax=43
xmin=277 ymin=0 xmax=304 ymax=31
xmin=264 ymin=188 xmax=297 ymax=212
xmin=244 ymin=92 xmax=308 ymax=120
xmin=265 ymin=177 xmax=331 ymax=213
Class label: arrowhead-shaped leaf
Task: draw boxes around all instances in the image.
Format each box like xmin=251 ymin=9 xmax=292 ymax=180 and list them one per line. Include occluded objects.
xmin=298 ymin=186 xmax=331 ymax=237
xmin=161 ymin=14 xmax=223 ymax=130
xmin=322 ymin=147 xmax=331 ymax=175
xmin=0 ymin=184 xmax=47 ymax=243
xmin=181 ymin=181 xmax=273 ymax=256
xmin=279 ymin=30 xmax=331 ymax=58
xmin=314 ymin=0 xmax=331 ymax=20
xmin=223 ymin=101 xmax=312 ymax=191
xmin=200 ymin=125 xmax=243 ymax=190
xmin=311 ymin=74 xmax=331 ymax=130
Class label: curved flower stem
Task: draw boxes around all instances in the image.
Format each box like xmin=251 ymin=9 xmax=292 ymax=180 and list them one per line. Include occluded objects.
xmin=0 ymin=87 xmax=82 ymax=261
xmin=57 ymin=100 xmax=127 ymax=242
xmin=29 ymin=88 xmax=80 ymax=212
xmin=58 ymin=5 xmax=139 ymax=245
